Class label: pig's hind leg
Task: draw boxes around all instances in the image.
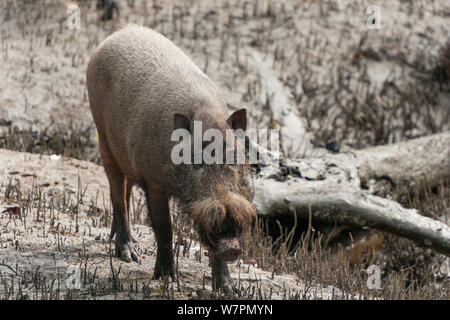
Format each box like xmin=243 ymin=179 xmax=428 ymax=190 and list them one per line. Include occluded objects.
xmin=98 ymin=134 xmax=141 ymax=262
xmin=145 ymin=191 xmax=175 ymax=280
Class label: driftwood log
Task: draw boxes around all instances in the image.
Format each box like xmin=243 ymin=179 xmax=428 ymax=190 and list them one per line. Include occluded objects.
xmin=251 ymin=132 xmax=450 ymax=255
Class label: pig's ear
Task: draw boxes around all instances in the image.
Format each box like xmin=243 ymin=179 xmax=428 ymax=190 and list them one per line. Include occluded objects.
xmin=227 ymin=108 xmax=247 ymax=131
xmin=174 ymin=113 xmax=191 ymax=131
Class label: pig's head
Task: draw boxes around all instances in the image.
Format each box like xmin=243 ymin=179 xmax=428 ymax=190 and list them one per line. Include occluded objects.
xmin=171 ymin=108 xmax=257 ymax=261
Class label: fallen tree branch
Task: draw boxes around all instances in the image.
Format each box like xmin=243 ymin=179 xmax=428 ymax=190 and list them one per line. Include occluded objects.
xmin=254 ymin=181 xmax=450 ymax=254
xmin=354 ymin=131 xmax=450 ymax=190
xmin=252 ymin=132 xmax=450 ymax=255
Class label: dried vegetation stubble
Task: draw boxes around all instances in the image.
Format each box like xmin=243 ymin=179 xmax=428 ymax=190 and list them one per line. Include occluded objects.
xmin=0 ymin=0 xmax=449 ymax=299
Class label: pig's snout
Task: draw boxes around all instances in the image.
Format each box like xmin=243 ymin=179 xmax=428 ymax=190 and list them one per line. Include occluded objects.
xmin=217 ymin=237 xmax=242 ymax=262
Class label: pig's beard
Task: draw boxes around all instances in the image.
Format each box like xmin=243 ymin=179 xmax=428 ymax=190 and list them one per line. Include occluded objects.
xmin=172 ymin=164 xmax=256 ymax=249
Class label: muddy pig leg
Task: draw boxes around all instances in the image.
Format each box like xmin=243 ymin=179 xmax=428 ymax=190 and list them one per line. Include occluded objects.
xmin=125 ymin=179 xmax=133 ymax=217
xmin=211 ymin=254 xmax=233 ymax=290
xmin=98 ymin=133 xmax=140 ymax=262
xmin=146 ymin=191 xmax=175 ymax=280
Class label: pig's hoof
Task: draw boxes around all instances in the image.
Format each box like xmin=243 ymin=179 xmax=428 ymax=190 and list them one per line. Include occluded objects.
xmin=115 ymin=239 xmax=141 ymax=263
xmin=221 ymin=283 xmax=238 ymax=297
xmin=152 ymin=261 xmax=175 ymax=280
xmin=212 ymin=276 xmax=236 ymax=293
xmin=152 ymin=267 xmax=175 ymax=281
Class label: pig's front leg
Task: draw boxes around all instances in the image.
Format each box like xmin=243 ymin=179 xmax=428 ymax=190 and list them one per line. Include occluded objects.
xmin=211 ymin=254 xmax=234 ymax=290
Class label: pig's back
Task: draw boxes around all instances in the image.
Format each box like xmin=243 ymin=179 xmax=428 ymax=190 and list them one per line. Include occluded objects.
xmin=88 ymin=24 xmax=223 ymax=118
xmin=87 ymin=25 xmax=227 ymax=187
